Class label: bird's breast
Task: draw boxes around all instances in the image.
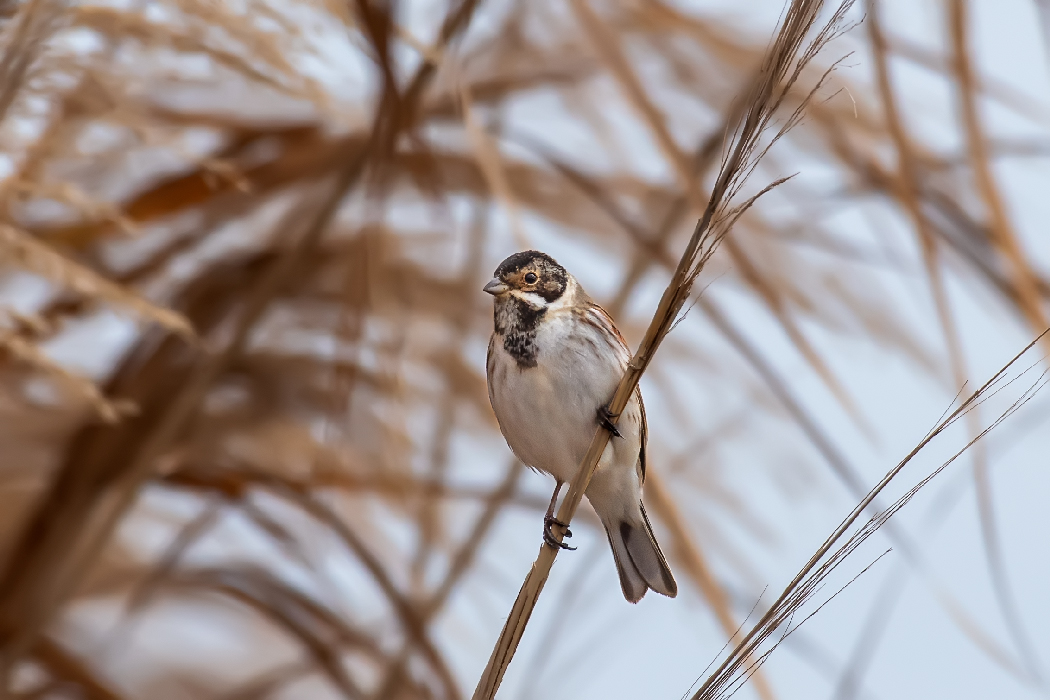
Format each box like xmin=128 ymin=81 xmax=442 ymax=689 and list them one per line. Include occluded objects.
xmin=487 ymin=312 xmax=630 ymax=481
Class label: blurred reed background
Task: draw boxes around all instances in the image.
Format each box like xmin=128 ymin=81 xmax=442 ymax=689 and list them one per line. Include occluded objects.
xmin=0 ymin=0 xmax=1048 ymax=698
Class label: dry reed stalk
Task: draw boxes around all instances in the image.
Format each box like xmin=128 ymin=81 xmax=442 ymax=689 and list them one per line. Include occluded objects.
xmin=947 ymin=3 xmax=1047 ymax=684
xmin=372 ymin=461 xmax=526 ymax=700
xmin=31 ymin=637 xmax=124 ymax=700
xmin=6 ymin=181 xmax=137 ymax=235
xmin=568 ymin=0 xmax=702 ymax=200
xmin=458 ymin=82 xmax=529 ymax=249
xmin=686 ymin=330 xmax=1049 ymax=700
xmin=865 ymin=0 xmax=966 ymax=388
xmin=470 ymin=2 xmax=852 ymax=697
xmin=0 ymin=0 xmax=66 ymax=123
xmin=948 ymin=0 xmax=1049 ymax=337
xmin=0 ymin=0 xmax=486 ymax=674
xmin=0 ymin=327 xmax=133 ymax=424
xmin=724 ymin=233 xmax=870 ymax=429
xmin=0 ymin=225 xmax=194 ymax=338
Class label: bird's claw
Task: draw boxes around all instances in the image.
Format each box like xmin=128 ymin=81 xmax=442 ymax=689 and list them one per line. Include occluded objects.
xmin=543 ymin=514 xmax=576 ymax=550
xmin=597 ymin=404 xmax=622 ymax=439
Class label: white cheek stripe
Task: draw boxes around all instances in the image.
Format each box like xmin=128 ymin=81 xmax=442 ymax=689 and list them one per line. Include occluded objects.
xmin=511 ymin=290 xmax=550 ymax=308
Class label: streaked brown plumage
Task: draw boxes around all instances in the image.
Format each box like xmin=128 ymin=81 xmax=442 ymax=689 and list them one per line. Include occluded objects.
xmin=484 ymin=250 xmax=676 ymax=603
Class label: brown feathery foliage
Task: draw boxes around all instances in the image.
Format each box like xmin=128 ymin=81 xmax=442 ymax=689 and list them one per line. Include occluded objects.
xmin=0 ymin=0 xmax=1046 ymax=698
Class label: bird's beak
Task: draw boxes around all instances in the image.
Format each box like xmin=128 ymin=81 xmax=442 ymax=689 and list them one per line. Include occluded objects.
xmin=483 ymin=278 xmax=509 ymax=296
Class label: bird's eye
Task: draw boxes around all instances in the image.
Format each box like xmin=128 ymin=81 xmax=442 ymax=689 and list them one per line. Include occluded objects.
xmin=524 ymin=272 xmax=538 ymax=284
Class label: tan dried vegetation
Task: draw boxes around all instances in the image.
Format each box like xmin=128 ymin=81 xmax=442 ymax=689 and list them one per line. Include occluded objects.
xmin=0 ymin=0 xmax=1046 ymax=698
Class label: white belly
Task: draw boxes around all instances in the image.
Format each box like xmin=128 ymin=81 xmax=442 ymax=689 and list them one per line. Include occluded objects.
xmin=487 ymin=311 xmax=638 ymax=486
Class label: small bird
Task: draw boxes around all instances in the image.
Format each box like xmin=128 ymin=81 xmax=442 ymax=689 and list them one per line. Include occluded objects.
xmin=484 ymin=250 xmax=677 ymax=603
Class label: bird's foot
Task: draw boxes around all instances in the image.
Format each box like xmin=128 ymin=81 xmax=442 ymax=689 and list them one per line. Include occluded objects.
xmin=543 ymin=514 xmax=576 ymax=550
xmin=597 ymin=404 xmax=622 ymax=439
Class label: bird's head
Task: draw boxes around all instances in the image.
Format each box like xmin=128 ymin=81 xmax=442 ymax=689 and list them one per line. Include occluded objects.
xmin=483 ymin=250 xmax=569 ymax=309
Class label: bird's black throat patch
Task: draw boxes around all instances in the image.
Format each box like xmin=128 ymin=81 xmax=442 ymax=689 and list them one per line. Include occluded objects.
xmin=494 ymin=296 xmax=546 ymax=368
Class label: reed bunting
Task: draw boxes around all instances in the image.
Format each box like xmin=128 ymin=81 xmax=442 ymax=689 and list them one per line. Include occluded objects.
xmin=484 ymin=250 xmax=677 ymax=603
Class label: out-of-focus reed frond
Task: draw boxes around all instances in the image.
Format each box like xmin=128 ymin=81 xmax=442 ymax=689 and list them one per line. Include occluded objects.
xmin=0 ymin=0 xmax=1047 ymax=698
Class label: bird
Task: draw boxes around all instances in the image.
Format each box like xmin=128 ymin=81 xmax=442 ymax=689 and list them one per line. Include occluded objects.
xmin=483 ymin=249 xmax=677 ymax=603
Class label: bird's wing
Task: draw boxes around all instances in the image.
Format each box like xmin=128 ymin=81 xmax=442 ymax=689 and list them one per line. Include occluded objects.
xmin=485 ymin=334 xmax=496 ymax=405
xmin=637 ymin=389 xmax=647 ymax=483
xmin=586 ymin=302 xmax=647 ymax=482
xmin=584 ymin=302 xmax=630 ymax=353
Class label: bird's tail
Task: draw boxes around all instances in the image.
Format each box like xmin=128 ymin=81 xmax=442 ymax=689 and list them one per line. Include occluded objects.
xmin=604 ymin=502 xmax=678 ymax=603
